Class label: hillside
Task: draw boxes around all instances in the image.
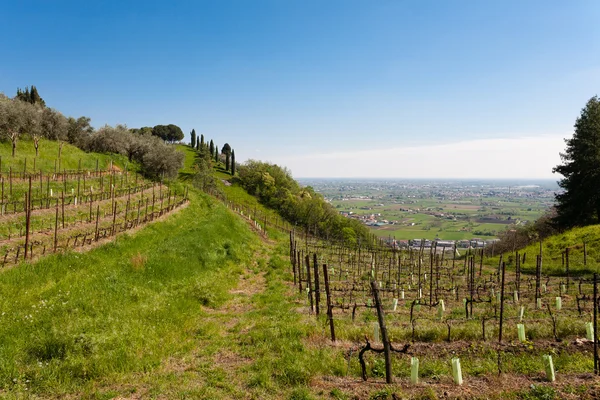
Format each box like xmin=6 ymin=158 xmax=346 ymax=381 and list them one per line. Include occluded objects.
xmin=489 ymin=224 xmax=600 ymax=276
xmin=0 ymin=143 xmax=598 ymax=399
xmin=0 ymin=138 xmax=133 ymax=173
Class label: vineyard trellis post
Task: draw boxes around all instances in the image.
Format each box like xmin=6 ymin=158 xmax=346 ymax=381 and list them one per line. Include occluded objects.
xmin=371 ymin=280 xmax=392 ymax=383
xmin=323 ymin=263 xmax=335 ymax=342
xmin=479 ymin=248 xmax=484 ymax=276
xmin=564 ymin=247 xmax=570 ymax=292
xmin=24 ymin=177 xmax=32 ymax=260
xmin=54 ymin=206 xmax=58 ymax=252
xmin=499 ymin=261 xmax=506 ymax=343
xmin=296 ymin=251 xmax=302 ymax=293
xmin=595 ymin=273 xmax=598 ymax=375
xmin=305 ymin=254 xmax=314 ymax=313
xmin=313 ymin=253 xmax=320 ymax=316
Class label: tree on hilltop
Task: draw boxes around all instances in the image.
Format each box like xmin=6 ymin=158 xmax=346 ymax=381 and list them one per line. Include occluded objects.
xmin=221 ymin=143 xmax=232 ymax=171
xmin=221 ymin=143 xmax=231 ymax=155
xmin=67 ymin=116 xmax=94 ymax=146
xmin=16 ymin=85 xmax=46 ymax=107
xmin=191 ymin=129 xmax=196 ymax=148
xmin=231 ymin=149 xmax=236 ymax=175
xmin=0 ymin=94 xmax=41 ymax=156
xmin=152 ymin=124 xmax=184 ymax=143
xmin=553 ymin=96 xmax=600 ymax=229
xmin=209 ymin=139 xmax=214 ymax=156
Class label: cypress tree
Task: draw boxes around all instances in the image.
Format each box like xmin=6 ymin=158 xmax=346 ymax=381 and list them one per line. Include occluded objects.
xmin=30 ymin=86 xmax=42 ymax=105
xmin=231 ymin=149 xmax=235 ymax=176
xmin=225 ymin=153 xmax=230 ymax=171
xmin=215 ymin=144 xmax=219 ymax=163
xmin=209 ymin=139 xmax=214 ymax=156
xmin=200 ymin=134 xmax=204 ymax=147
xmin=553 ymin=96 xmax=600 ymax=229
xmin=190 ymin=129 xmax=196 ymax=148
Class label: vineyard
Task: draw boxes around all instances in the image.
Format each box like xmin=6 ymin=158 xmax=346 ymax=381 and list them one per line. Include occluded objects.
xmin=288 ymin=232 xmax=600 ymax=386
xmin=0 ymin=162 xmax=187 ymax=266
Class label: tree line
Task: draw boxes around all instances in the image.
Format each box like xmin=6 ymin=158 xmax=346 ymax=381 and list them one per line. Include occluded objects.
xmin=234 ymin=160 xmax=371 ymax=245
xmin=187 ymin=132 xmax=368 ymax=244
xmin=189 ymin=129 xmax=236 ymax=175
xmin=0 ymin=86 xmax=184 ymax=179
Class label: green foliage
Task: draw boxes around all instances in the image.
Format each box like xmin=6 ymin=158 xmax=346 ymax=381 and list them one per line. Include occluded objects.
xmin=190 ymin=129 xmax=196 ymax=148
xmin=553 ymin=96 xmax=600 ymax=229
xmin=369 ymin=388 xmax=399 ymax=400
xmin=83 ymin=124 xmax=184 ymax=179
xmin=151 ymin=124 xmax=184 ymax=142
xmin=67 ymin=116 xmax=93 ymax=146
xmin=236 ymin=160 xmax=371 ymax=244
xmin=520 ymin=384 xmax=557 ymax=400
xmin=16 ymin=85 xmax=46 ymax=107
xmin=221 ymin=143 xmax=231 ymax=155
xmin=192 ymin=145 xmax=219 ymax=192
xmin=288 ymin=388 xmax=314 ymax=400
xmin=231 ymin=149 xmax=236 ymax=175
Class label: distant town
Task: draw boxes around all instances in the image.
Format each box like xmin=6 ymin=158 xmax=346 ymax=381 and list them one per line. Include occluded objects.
xmin=299 ymin=178 xmax=559 ymax=242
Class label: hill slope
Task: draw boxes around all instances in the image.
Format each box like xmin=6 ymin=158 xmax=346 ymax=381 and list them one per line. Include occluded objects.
xmin=490 ymin=224 xmax=600 ymax=276
xmin=0 ymin=138 xmax=133 ymax=173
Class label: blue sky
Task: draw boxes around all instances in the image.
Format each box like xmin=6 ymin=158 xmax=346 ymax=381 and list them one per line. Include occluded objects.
xmin=1 ymin=1 xmax=599 ymax=178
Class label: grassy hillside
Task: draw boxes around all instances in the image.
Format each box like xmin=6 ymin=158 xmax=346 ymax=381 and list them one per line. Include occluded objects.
xmin=0 ymin=138 xmax=133 ymax=172
xmin=0 ymin=189 xmax=263 ymax=396
xmin=489 ymin=224 xmax=600 ymax=276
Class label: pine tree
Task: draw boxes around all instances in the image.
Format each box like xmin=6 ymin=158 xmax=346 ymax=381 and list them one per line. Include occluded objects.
xmin=190 ymin=129 xmax=196 ymax=148
xmin=231 ymin=149 xmax=236 ymax=176
xmin=553 ymin=96 xmax=600 ymax=229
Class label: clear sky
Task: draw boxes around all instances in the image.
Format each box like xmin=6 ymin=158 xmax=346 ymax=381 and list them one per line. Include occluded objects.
xmin=1 ymin=1 xmax=599 ymax=179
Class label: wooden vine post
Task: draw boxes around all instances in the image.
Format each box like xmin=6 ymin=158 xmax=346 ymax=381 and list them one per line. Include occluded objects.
xmin=24 ymin=177 xmax=32 ymax=260
xmin=499 ymin=261 xmax=506 ymax=343
xmin=323 ymin=263 xmax=335 ymax=342
xmin=54 ymin=206 xmax=58 ymax=252
xmin=595 ymin=273 xmax=598 ymax=375
xmin=305 ymin=254 xmax=314 ymax=313
xmin=371 ymin=280 xmax=392 ymax=383
xmin=313 ymin=253 xmax=320 ymax=316
xmin=565 ymin=247 xmax=570 ymax=290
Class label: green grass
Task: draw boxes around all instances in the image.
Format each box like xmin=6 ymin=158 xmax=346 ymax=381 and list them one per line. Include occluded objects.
xmin=0 ymin=138 xmax=133 ymax=173
xmin=0 ymin=189 xmax=260 ymax=396
xmin=175 ymin=144 xmax=197 ymax=175
xmin=490 ymin=224 xmax=600 ymax=276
